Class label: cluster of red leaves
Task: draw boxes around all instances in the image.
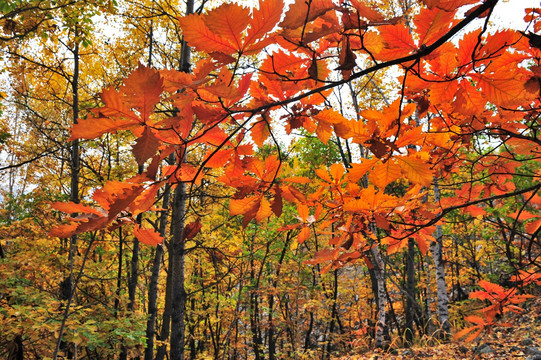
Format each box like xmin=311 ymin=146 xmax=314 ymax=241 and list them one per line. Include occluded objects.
xmin=454 ymin=280 xmax=534 ymax=342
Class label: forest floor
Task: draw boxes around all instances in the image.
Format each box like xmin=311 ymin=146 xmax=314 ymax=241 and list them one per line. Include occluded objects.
xmin=334 ymin=298 xmax=541 ymax=360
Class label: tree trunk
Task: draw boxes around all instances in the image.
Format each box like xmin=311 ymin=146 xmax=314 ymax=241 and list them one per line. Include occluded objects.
xmin=168 ymin=0 xmax=194 ymax=358
xmin=61 ymin=31 xmax=80 ymax=360
xmin=370 ymin=245 xmax=387 ymax=349
xmin=250 ymin=259 xmax=263 ymax=360
xmin=128 ymin=209 xmax=143 ymax=312
xmin=144 ymin=183 xmax=172 ymax=360
xmin=68 ymin=30 xmax=80 ymax=296
xmin=431 ymin=179 xmax=450 ymax=338
xmin=114 ymin=227 xmax=124 ymax=317
xmin=170 ymin=182 xmax=188 ymax=360
xmin=404 ymin=238 xmax=416 ymax=346
xmin=155 ymin=247 xmax=173 ymax=360
xmin=324 ymin=269 xmax=340 ymax=359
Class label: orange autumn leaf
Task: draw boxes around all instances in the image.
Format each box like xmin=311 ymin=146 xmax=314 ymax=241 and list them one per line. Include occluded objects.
xmin=70 ymin=65 xmax=162 ymax=140
xmin=50 ymin=201 xmax=104 ymax=216
xmin=454 ymin=325 xmax=484 ymax=343
xmin=70 ymin=116 xmax=136 ymax=141
xmin=349 ymin=0 xmax=385 ymax=22
xmin=421 ymin=0 xmax=479 ymax=11
xmin=347 ymin=159 xmax=378 ymax=183
xmin=280 ymin=0 xmax=335 ymax=29
xmin=470 ymin=72 xmax=534 ymax=107
xmin=297 ymin=226 xmax=311 ymax=244
xmin=204 ymin=3 xmax=250 ymax=51
xmin=129 ymin=183 xmax=162 ymax=216
xmin=133 ymin=225 xmax=164 ymax=246
xmin=132 ymin=127 xmax=162 ymax=166
xmin=526 ymin=218 xmax=541 ymax=234
xmin=414 ymin=6 xmax=455 ymax=46
xmin=297 ymin=203 xmax=310 ymax=222
xmin=48 ymin=222 xmax=80 ymax=238
xmin=251 ymin=120 xmax=271 ymax=147
xmin=121 ymin=64 xmax=163 ymax=122
xmin=230 ymin=195 xmax=259 ymax=217
xmin=179 ymin=0 xmax=283 ymax=56
xmin=369 ymin=160 xmax=402 ymax=189
xmin=245 ymin=0 xmax=284 ymax=50
xmin=178 ymin=13 xmax=239 ymax=55
xmin=397 ymin=156 xmax=434 ymax=187
xmin=377 ymin=23 xmax=417 ymax=60
xmin=255 ymin=196 xmax=273 ymax=222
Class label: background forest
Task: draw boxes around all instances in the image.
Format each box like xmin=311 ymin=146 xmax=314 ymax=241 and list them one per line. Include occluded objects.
xmin=1 ymin=0 xmax=541 ymax=359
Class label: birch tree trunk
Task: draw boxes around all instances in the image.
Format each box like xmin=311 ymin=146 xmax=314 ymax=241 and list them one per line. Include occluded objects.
xmin=431 ymin=179 xmax=450 ymax=338
xmin=404 ymin=238 xmax=416 ymax=346
xmin=370 ymin=245 xmax=387 ymax=348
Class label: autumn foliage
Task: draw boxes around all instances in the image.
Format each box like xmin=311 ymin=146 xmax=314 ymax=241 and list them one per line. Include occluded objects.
xmin=2 ymin=0 xmax=541 ymax=358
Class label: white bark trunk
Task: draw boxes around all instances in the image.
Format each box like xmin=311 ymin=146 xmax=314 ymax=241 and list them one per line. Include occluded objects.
xmin=431 ymin=180 xmax=450 ymax=338
xmin=370 ymin=245 xmax=387 ymax=348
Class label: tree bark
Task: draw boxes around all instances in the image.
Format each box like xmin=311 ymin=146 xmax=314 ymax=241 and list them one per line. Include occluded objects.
xmin=114 ymin=227 xmax=123 ymax=317
xmin=68 ymin=29 xmax=80 ymax=297
xmin=170 ymin=182 xmax=188 ymax=360
xmin=249 ymin=245 xmax=264 ymax=360
xmin=144 ymin=183 xmax=172 ymax=360
xmin=431 ymin=179 xmax=450 ymax=338
xmin=404 ymin=238 xmax=416 ymax=346
xmin=167 ymin=0 xmax=193 ymax=358
xmin=370 ymin=245 xmax=387 ymax=349
xmin=155 ymin=247 xmax=173 ymax=360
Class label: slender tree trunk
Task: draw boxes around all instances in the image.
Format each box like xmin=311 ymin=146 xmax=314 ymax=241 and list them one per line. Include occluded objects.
xmin=304 ymin=267 xmax=318 ymax=351
xmin=431 ymin=179 xmax=450 ymax=338
xmin=189 ymin=297 xmax=197 ymax=359
xmin=63 ymin=31 xmax=80 ymax=360
xmin=167 ymin=0 xmax=194 ymax=357
xmin=127 ymin=33 xmax=155 ymax=360
xmin=69 ymin=31 xmax=80 ymax=293
xmin=267 ymin=232 xmax=291 ymax=360
xmin=370 ymin=245 xmax=387 ymax=348
xmin=170 ymin=182 xmax=188 ymax=360
xmin=53 ymin=236 xmax=95 ymax=360
xmin=144 ymin=183 xmax=172 ymax=360
xmin=249 ymin=256 xmax=263 ymax=360
xmin=404 ymin=238 xmax=416 ymax=346
xmin=120 ymin=171 xmax=143 ymax=360
xmin=425 ymin=254 xmax=435 ymax=335
xmin=267 ymin=291 xmax=276 ymax=360
xmin=114 ymin=227 xmax=124 ymax=317
xmin=324 ymin=270 xmax=340 ymax=358
xmin=128 ymin=211 xmax=142 ymax=312
xmin=155 ymin=248 xmax=173 ymax=360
